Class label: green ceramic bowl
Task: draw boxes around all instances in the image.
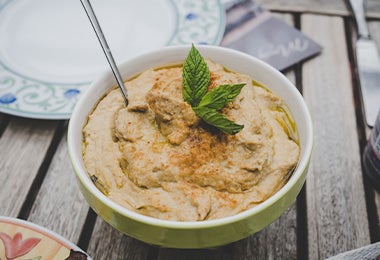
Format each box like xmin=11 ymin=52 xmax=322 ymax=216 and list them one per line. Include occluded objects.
xmin=67 ymin=45 xmax=313 ymax=248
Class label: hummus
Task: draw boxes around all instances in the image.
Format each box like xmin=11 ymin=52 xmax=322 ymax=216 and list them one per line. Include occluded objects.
xmin=82 ymin=60 xmax=299 ymax=221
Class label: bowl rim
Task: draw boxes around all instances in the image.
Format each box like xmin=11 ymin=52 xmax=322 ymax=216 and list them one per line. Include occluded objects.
xmin=68 ymin=45 xmax=313 ymax=229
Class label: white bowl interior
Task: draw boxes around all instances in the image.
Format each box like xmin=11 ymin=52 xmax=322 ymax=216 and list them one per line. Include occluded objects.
xmin=68 ymin=45 xmax=313 ymax=228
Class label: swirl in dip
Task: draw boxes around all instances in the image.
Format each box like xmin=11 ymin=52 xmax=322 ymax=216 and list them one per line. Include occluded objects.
xmin=82 ymin=60 xmax=300 ymax=221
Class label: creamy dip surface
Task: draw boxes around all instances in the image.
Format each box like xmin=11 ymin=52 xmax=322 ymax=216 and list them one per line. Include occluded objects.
xmin=82 ymin=60 xmax=300 ymax=221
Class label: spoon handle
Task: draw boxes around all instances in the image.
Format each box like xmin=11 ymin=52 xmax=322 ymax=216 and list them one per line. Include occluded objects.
xmin=80 ymin=0 xmax=129 ymax=105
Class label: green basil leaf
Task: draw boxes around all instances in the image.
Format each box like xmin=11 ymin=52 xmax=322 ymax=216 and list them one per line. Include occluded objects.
xmin=182 ymin=44 xmax=210 ymax=107
xmin=198 ymin=83 xmax=246 ymax=110
xmin=193 ymin=106 xmax=244 ymax=135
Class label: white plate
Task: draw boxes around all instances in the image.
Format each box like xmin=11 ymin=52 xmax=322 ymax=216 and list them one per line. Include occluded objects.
xmin=0 ymin=0 xmax=225 ymax=119
xmin=0 ymin=216 xmax=91 ymax=259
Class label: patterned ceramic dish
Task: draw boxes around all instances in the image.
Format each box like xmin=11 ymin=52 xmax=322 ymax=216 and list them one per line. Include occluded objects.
xmin=0 ymin=0 xmax=225 ymax=119
xmin=67 ymin=45 xmax=313 ymax=248
xmin=0 ymin=216 xmax=91 ymax=259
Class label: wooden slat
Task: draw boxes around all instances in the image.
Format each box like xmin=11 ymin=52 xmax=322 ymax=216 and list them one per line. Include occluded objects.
xmin=301 ymin=14 xmax=371 ymax=259
xmin=87 ymin=203 xmax=298 ymax=260
xmin=366 ymin=1 xmax=380 ymax=19
xmin=232 ymin=204 xmax=298 ymax=259
xmin=226 ymin=12 xmax=299 ymax=260
xmin=27 ymin=130 xmax=90 ymax=243
xmin=157 ymin=247 xmax=231 ymax=260
xmin=256 ymin=0 xmax=380 ymax=19
xmin=86 ymin=218 xmax=153 ymax=259
xmin=0 ymin=118 xmax=58 ymax=216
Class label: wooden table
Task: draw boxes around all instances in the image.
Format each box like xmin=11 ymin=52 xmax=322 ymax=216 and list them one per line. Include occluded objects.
xmin=1 ymin=0 xmax=379 ymax=259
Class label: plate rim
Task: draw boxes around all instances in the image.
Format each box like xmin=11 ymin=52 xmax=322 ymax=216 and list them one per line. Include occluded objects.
xmin=0 ymin=0 xmax=225 ymax=120
xmin=0 ymin=216 xmax=92 ymax=259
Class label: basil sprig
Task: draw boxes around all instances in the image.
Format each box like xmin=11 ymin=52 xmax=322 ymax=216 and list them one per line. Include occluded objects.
xmin=182 ymin=45 xmax=245 ymax=135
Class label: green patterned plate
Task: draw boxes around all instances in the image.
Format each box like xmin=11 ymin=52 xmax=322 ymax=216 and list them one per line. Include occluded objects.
xmin=0 ymin=0 xmax=225 ymax=119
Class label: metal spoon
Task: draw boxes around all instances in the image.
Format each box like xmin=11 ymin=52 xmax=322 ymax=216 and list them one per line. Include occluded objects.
xmin=80 ymin=0 xmax=129 ymax=106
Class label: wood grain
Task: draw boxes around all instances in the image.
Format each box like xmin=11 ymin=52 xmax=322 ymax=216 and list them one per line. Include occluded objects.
xmin=256 ymin=0 xmax=380 ymax=19
xmin=0 ymin=118 xmax=58 ymax=217
xmin=231 ymin=204 xmax=298 ymax=260
xmin=228 ymin=13 xmax=299 ymax=260
xmin=301 ymin=14 xmax=371 ymax=259
xmin=86 ymin=218 xmax=154 ymax=260
xmin=157 ymin=246 xmax=231 ymax=260
xmin=27 ymin=130 xmax=90 ymax=243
